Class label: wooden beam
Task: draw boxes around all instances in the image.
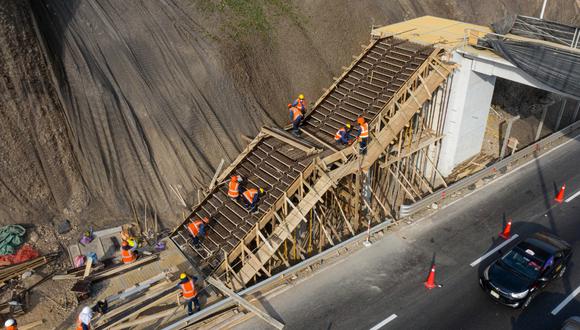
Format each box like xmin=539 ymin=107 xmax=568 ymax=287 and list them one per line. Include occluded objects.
xmin=241 ymin=245 xmax=271 ymax=277
xmin=19 ymin=320 xmax=44 ymax=330
xmin=107 ymin=308 xmax=176 ymax=330
xmin=299 ymin=128 xmax=339 ymax=153
xmin=206 ymin=277 xmax=285 ymax=330
xmin=331 ymin=191 xmax=355 ymax=235
xmin=313 ymin=209 xmax=334 ymax=246
xmin=208 ymin=158 xmax=225 ymax=191
xmin=262 ymin=126 xmax=318 ymax=155
xmin=82 ymin=257 xmax=93 ymax=279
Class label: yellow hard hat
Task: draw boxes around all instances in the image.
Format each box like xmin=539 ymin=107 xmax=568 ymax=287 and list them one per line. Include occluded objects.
xmin=298 ymin=94 xmax=304 ymax=100
xmin=346 ymin=122 xmax=351 ymax=129
xmin=259 ymin=188 xmax=264 ymax=194
xmin=180 ymin=273 xmax=187 ymax=280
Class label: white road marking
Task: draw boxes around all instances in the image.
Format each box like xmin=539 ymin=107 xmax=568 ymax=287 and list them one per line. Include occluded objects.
xmin=551 ymin=286 xmax=580 ymax=315
xmin=369 ymin=314 xmax=397 ymax=330
xmin=565 ymin=189 xmax=580 ymax=203
xmin=470 ymin=234 xmax=519 ymax=267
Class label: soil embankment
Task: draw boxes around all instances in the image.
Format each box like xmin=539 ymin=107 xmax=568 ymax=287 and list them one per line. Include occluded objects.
xmin=2 ymin=0 xmax=579 ymax=230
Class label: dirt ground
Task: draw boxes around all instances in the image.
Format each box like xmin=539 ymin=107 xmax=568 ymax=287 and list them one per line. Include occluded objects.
xmin=0 ymin=0 xmax=579 ymax=328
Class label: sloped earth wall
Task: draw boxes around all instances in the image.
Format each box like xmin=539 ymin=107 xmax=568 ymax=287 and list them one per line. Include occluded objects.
xmin=1 ymin=0 xmax=579 ymax=229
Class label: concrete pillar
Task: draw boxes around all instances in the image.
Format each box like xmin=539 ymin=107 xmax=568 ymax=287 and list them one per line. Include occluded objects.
xmin=438 ymin=53 xmax=496 ymax=176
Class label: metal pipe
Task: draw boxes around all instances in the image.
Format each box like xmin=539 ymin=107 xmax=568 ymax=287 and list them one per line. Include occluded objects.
xmin=539 ymin=0 xmax=548 ymax=19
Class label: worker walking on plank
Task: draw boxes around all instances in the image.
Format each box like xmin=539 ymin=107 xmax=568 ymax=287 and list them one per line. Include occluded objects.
xmin=288 ymin=103 xmax=303 ymax=136
xmin=4 ymin=319 xmax=17 ymax=330
xmin=186 ymin=217 xmax=210 ymax=246
xmin=177 ymin=273 xmax=201 ymax=315
xmin=227 ymin=175 xmax=243 ymax=199
xmin=335 ymin=122 xmax=353 ymax=145
xmin=356 ymin=116 xmax=369 ymax=155
xmin=242 ymin=187 xmax=264 ymax=212
xmin=292 ymin=94 xmax=306 ymax=112
xmin=120 ymin=240 xmax=138 ymax=264
xmin=76 ymin=306 xmax=93 ymax=330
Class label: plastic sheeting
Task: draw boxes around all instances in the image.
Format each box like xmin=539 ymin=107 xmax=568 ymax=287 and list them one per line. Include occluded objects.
xmin=30 ymin=1 xmax=274 ymax=218
xmin=485 ymin=38 xmax=580 ymax=98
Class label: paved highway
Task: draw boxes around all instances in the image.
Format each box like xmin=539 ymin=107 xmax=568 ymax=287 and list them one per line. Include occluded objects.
xmin=235 ymin=135 xmax=580 ymax=330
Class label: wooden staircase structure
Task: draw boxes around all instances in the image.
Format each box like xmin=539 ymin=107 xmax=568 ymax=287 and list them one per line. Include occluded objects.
xmin=171 ymin=35 xmax=455 ymax=291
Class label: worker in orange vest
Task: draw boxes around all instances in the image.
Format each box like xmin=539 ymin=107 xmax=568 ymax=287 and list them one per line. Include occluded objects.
xmin=120 ymin=240 xmax=137 ymax=264
xmin=356 ymin=116 xmax=369 ymax=155
xmin=177 ymin=273 xmax=201 ymax=315
xmin=4 ymin=319 xmax=17 ymax=330
xmin=227 ymin=175 xmax=243 ymax=199
xmin=292 ymin=94 xmax=306 ymax=112
xmin=76 ymin=306 xmax=93 ymax=330
xmin=187 ymin=217 xmax=210 ymax=245
xmin=288 ymin=103 xmax=303 ymax=136
xmin=334 ymin=122 xmax=352 ymax=145
xmin=242 ymin=187 xmax=264 ymax=212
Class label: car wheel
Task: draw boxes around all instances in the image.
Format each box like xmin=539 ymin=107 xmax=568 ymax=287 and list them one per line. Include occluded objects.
xmin=558 ymin=265 xmax=567 ymax=278
xmin=522 ymin=293 xmax=535 ymax=308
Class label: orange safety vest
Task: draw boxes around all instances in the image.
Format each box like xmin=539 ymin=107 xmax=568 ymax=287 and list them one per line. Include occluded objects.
xmin=76 ymin=318 xmax=88 ymax=330
xmin=243 ymin=188 xmax=258 ymax=203
xmin=335 ymin=127 xmax=347 ymax=141
xmin=6 ymin=326 xmax=17 ymax=330
xmin=228 ymin=180 xmax=240 ymax=198
xmin=121 ymin=247 xmax=136 ymax=264
xmin=359 ymin=122 xmax=369 ymax=139
xmin=289 ymin=107 xmax=302 ymax=121
xmin=187 ymin=220 xmax=205 ymax=237
xmin=180 ymin=279 xmax=197 ymax=299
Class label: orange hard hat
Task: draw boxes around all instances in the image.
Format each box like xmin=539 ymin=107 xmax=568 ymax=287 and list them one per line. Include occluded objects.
xmin=357 ymin=117 xmax=365 ymax=124
xmin=288 ymin=103 xmax=292 ymax=108
xmin=121 ymin=240 xmax=128 ymax=247
xmin=230 ymin=175 xmax=237 ymax=182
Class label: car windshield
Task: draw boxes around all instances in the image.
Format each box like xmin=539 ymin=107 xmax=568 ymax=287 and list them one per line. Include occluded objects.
xmin=501 ymin=247 xmax=546 ymax=279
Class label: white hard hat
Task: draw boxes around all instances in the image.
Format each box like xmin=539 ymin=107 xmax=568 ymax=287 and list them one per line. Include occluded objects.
xmin=5 ymin=319 xmax=15 ymax=326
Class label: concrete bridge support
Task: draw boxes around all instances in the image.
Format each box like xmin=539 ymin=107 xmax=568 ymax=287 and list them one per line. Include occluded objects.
xmin=438 ymin=53 xmax=496 ymax=176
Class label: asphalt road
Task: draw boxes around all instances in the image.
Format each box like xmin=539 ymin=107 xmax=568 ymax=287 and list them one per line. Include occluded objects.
xmin=235 ymin=135 xmax=580 ymax=330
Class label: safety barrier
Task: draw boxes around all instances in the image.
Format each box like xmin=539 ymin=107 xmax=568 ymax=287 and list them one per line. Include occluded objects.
xmin=399 ymin=119 xmax=580 ymax=218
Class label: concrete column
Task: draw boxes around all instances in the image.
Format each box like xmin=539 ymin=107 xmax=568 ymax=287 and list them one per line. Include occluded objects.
xmin=438 ymin=52 xmax=496 ymax=176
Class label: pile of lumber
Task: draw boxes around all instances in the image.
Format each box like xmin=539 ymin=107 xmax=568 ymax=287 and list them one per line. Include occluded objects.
xmin=53 ymin=254 xmax=158 ymax=282
xmin=0 ymin=254 xmax=57 ymax=285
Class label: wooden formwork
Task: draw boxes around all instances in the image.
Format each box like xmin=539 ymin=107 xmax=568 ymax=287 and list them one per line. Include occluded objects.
xmin=171 ymin=35 xmax=455 ymax=293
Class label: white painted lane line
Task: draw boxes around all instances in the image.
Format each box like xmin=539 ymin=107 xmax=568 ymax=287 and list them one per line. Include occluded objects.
xmin=551 ymin=286 xmax=580 ymax=315
xmin=470 ymin=234 xmax=519 ymax=267
xmin=369 ymin=314 xmax=397 ymax=330
xmin=565 ymin=189 xmax=580 ymax=203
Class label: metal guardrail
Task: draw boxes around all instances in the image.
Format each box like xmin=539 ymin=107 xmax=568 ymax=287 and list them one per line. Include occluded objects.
xmin=161 ymin=219 xmax=395 ymax=330
xmin=399 ymin=119 xmax=580 ymax=218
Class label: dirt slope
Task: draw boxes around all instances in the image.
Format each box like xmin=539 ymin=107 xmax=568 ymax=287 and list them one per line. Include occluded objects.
xmin=1 ymin=0 xmax=578 ymax=229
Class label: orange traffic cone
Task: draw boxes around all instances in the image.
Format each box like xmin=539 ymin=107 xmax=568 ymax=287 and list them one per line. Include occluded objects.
xmin=499 ymin=220 xmax=512 ymax=239
xmin=424 ymin=264 xmax=440 ymax=289
xmin=555 ymin=184 xmax=566 ymax=203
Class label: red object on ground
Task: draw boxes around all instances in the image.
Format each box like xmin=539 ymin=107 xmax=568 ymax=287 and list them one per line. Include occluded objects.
xmin=424 ymin=264 xmax=438 ymax=289
xmin=555 ymin=184 xmax=566 ymax=203
xmin=499 ymin=220 xmax=512 ymax=239
xmin=0 ymin=244 xmax=40 ymax=266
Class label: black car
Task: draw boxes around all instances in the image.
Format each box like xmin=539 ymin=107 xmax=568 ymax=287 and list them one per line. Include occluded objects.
xmin=480 ymin=232 xmax=572 ymax=308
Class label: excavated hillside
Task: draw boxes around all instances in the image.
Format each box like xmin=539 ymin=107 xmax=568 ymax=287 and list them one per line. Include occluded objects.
xmin=1 ymin=0 xmax=579 ymax=231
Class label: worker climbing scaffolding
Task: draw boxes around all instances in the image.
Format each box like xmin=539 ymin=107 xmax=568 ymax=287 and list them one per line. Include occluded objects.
xmin=288 ymin=103 xmax=303 ymax=137
xmin=242 ymin=187 xmax=264 ymax=212
xmin=227 ymin=175 xmax=243 ymax=199
xmin=356 ymin=116 xmax=369 ymax=155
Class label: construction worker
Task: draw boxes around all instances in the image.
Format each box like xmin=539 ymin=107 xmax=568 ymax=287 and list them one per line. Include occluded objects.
xmin=177 ymin=273 xmax=201 ymax=315
xmin=120 ymin=240 xmax=137 ymax=264
xmin=334 ymin=123 xmax=352 ymax=145
xmin=4 ymin=319 xmax=17 ymax=330
xmin=242 ymin=187 xmax=263 ymax=212
xmin=356 ymin=116 xmax=369 ymax=155
xmin=292 ymin=94 xmax=306 ymax=112
xmin=186 ymin=217 xmax=210 ymax=245
xmin=76 ymin=306 xmax=93 ymax=330
xmin=288 ymin=103 xmax=303 ymax=136
xmin=227 ymin=175 xmax=243 ymax=199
